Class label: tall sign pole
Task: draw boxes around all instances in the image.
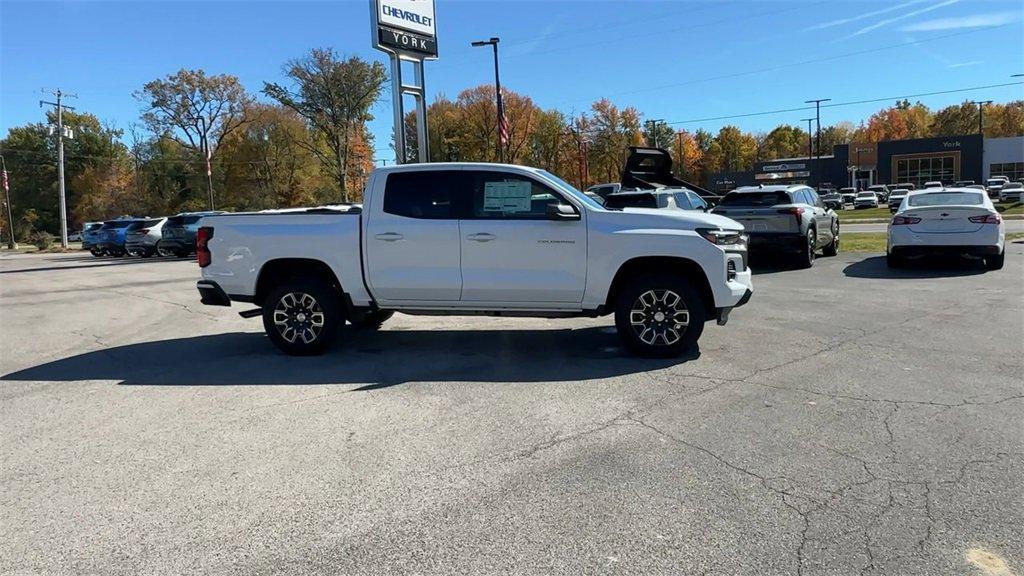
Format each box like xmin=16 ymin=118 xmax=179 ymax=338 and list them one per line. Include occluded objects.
xmin=371 ymin=0 xmax=437 ymax=164
xmin=40 ymin=89 xmax=77 ymax=248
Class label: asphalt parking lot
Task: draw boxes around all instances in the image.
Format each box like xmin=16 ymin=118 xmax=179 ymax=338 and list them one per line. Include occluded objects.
xmin=1 ymin=245 xmax=1022 ymax=575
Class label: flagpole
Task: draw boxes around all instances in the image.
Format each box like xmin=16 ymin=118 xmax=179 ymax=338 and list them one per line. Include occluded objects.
xmin=1 ymin=155 xmax=17 ymax=249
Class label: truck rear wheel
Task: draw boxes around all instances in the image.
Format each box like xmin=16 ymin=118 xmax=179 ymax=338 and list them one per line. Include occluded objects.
xmin=262 ymin=279 xmax=343 ymax=356
xmin=614 ymin=273 xmax=705 ymax=358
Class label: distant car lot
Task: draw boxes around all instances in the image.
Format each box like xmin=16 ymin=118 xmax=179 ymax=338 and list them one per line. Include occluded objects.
xmin=1 ymin=249 xmax=1021 ymax=575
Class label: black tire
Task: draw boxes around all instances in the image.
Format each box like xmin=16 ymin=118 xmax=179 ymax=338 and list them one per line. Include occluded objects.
xmin=156 ymin=241 xmax=172 ymax=257
xmin=89 ymin=247 xmax=104 ymax=257
xmin=614 ymin=273 xmax=706 ymax=358
xmin=822 ymin=222 xmax=840 ymax=257
xmin=796 ymin=228 xmax=816 ymax=268
xmin=985 ymin=251 xmax=1004 ymax=271
xmin=350 ymin=310 xmax=394 ymax=331
xmin=887 ymin=251 xmax=904 ymax=268
xmin=174 ymin=249 xmax=191 ymax=258
xmin=139 ymin=249 xmax=153 ymax=258
xmin=262 ymin=278 xmax=343 ymax=356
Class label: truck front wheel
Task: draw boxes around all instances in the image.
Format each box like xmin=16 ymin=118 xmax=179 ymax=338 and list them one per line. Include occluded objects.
xmin=262 ymin=279 xmax=343 ymax=356
xmin=614 ymin=274 xmax=706 ymax=358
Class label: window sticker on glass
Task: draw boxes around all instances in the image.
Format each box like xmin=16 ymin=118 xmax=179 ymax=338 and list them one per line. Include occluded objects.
xmin=483 ymin=180 xmax=532 ymax=213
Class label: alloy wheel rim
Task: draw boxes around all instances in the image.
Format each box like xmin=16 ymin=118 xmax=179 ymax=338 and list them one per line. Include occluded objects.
xmin=273 ymin=292 xmax=325 ymax=344
xmin=630 ymin=289 xmax=689 ymax=346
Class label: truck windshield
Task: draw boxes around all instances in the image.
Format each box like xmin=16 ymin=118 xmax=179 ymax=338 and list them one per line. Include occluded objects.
xmin=539 ymin=170 xmax=604 ymax=210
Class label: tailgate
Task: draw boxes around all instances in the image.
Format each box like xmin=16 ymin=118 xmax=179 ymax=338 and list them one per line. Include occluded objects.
xmin=713 ymin=207 xmax=798 ymax=233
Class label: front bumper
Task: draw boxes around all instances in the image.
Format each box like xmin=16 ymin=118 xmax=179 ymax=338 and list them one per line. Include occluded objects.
xmin=197 ymin=280 xmax=232 ymax=306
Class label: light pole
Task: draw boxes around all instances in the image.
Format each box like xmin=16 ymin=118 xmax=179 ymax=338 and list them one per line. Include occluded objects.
xmin=471 ymin=37 xmax=503 ymax=163
xmin=805 ymin=98 xmax=831 ymax=190
xmin=855 ymin=147 xmax=871 ymax=189
xmin=971 ymin=100 xmax=993 ymax=136
xmin=801 ymin=117 xmax=814 ymax=158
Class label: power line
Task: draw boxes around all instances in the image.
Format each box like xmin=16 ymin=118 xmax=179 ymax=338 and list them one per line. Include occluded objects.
xmin=555 ymin=22 xmax=1015 ymax=107
xmin=664 ymin=82 xmax=1024 ymax=126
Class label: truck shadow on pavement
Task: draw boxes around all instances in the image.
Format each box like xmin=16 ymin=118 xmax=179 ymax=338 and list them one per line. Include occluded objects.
xmin=843 ymin=255 xmax=989 ymax=279
xmin=0 ymin=256 xmax=189 ymax=275
xmin=1 ymin=327 xmax=698 ymax=388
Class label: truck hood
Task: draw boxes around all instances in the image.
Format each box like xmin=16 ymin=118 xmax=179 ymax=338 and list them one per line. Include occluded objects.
xmin=614 ymin=207 xmax=745 ymax=231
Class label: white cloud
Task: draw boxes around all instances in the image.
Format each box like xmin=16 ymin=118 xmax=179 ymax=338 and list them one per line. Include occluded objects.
xmin=948 ymin=61 xmax=983 ymax=68
xmin=806 ymin=0 xmax=926 ymax=31
xmin=849 ymin=0 xmax=960 ymax=37
xmin=899 ymin=11 xmax=1021 ymax=31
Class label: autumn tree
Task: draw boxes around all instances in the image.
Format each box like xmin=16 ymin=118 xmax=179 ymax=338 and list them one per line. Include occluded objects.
xmin=264 ymin=49 xmax=387 ymax=202
xmin=135 ymin=69 xmax=250 ymax=210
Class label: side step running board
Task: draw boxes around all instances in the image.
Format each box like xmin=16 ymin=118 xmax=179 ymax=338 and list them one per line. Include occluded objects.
xmin=238 ymin=308 xmax=263 ymax=319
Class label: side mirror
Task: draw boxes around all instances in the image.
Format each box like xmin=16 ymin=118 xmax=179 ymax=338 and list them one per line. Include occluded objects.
xmin=547 ymin=203 xmax=580 ymax=221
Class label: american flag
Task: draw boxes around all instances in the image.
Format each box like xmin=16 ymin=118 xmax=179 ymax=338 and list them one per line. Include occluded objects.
xmin=1 ymin=169 xmax=8 ymax=194
xmin=497 ymin=96 xmax=509 ymax=148
xmin=205 ymin=147 xmax=212 ymax=177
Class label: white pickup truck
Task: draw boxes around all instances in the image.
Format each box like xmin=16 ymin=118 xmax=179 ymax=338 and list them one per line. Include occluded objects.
xmin=195 ymin=163 xmax=753 ymax=357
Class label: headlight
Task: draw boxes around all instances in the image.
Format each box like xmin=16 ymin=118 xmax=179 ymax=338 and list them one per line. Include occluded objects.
xmin=696 ymin=228 xmax=747 ymax=246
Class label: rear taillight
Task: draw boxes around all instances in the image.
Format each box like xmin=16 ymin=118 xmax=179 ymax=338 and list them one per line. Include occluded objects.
xmin=891 ymin=216 xmax=921 ymax=225
xmin=968 ymin=214 xmax=1001 ymax=224
xmin=196 ymin=226 xmax=213 ymax=268
xmin=778 ymin=207 xmax=804 ymax=228
xmin=137 ymin=228 xmax=150 ymax=234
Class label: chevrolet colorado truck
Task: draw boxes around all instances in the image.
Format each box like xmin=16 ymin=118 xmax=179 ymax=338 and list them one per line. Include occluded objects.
xmin=195 ymin=163 xmax=753 ymax=357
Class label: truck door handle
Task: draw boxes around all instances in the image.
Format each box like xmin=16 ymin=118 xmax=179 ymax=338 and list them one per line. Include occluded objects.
xmin=374 ymin=232 xmax=404 ymax=242
xmin=466 ymin=233 xmax=496 ymax=242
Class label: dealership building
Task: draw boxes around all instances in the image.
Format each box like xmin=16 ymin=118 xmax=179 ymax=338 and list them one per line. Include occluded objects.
xmin=708 ymin=134 xmax=1023 ymax=192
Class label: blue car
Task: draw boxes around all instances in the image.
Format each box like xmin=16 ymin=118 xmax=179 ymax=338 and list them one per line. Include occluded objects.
xmin=82 ymin=222 xmax=104 ymax=256
xmin=96 ymin=218 xmax=139 ymax=257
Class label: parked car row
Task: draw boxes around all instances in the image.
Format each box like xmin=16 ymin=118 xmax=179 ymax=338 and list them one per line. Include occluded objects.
xmin=80 ymin=211 xmax=224 ymax=258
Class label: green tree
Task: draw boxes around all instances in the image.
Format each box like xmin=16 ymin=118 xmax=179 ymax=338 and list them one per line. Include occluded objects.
xmin=264 ymin=49 xmax=387 ymax=202
xmin=136 ymin=69 xmax=251 ymax=210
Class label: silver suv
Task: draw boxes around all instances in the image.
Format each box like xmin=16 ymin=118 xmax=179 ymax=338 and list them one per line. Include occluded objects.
xmin=125 ymin=217 xmax=168 ymax=257
xmin=711 ymin=184 xmax=839 ymax=268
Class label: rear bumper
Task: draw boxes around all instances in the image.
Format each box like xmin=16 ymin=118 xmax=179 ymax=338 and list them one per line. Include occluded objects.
xmin=747 ymin=232 xmax=804 ymax=252
xmin=197 ymin=280 xmax=232 ymax=306
xmin=891 ymin=245 xmax=1002 ymax=257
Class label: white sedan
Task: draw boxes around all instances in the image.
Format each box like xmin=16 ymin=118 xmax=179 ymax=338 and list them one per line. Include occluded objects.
xmin=887 ymin=188 xmax=1005 ymax=270
xmin=854 ymin=191 xmax=879 ymax=209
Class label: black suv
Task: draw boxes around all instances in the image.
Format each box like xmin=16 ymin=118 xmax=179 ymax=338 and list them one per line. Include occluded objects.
xmin=160 ymin=212 xmax=225 ymax=257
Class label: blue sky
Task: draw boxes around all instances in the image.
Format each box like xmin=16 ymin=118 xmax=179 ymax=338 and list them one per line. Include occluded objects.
xmin=2 ymin=0 xmax=1022 ymax=162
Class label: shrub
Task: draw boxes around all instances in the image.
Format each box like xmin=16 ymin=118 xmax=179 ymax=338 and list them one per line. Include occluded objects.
xmin=29 ymin=230 xmax=54 ymax=250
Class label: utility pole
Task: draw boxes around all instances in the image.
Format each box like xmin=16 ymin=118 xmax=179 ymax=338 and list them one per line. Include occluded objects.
xmin=1 ymin=155 xmax=17 ymax=249
xmin=972 ymin=100 xmax=992 ymax=136
xmin=40 ymin=89 xmax=77 ymax=248
xmin=805 ymin=98 xmax=831 ymax=190
xmin=645 ymin=119 xmax=664 ymax=148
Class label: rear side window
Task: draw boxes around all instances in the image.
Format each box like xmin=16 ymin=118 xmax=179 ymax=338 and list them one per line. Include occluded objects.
xmin=908 ymin=192 xmax=984 ymax=207
xmin=719 ymin=191 xmax=791 ymax=206
xmin=672 ymin=192 xmax=693 ymax=210
xmin=383 ymin=170 xmax=463 ymax=219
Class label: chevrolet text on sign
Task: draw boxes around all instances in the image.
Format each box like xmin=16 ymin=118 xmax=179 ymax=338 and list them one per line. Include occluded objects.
xmin=378 ymin=0 xmax=436 ymax=37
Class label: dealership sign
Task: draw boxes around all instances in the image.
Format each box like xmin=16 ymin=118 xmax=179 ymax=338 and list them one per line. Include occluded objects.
xmin=762 ymin=163 xmax=807 ymax=172
xmin=372 ymin=0 xmax=437 ymax=57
